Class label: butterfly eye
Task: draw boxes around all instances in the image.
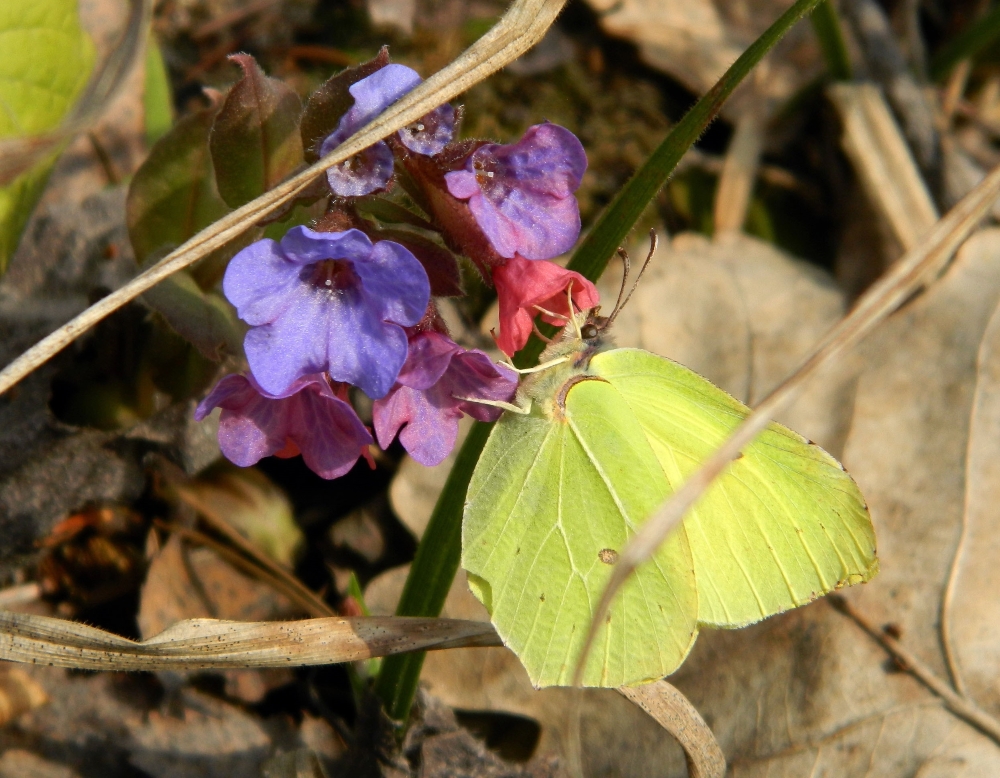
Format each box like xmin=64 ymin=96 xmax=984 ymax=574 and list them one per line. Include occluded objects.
xmin=581 ymin=323 xmax=599 ymax=339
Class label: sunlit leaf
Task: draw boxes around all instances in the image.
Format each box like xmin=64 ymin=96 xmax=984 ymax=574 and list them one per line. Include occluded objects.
xmin=0 ymin=0 xmax=95 ymax=273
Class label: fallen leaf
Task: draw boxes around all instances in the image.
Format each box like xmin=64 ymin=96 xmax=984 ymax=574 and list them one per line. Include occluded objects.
xmin=659 ymin=228 xmax=1000 ymax=775
xmin=0 ymin=749 xmax=79 ymax=778
xmin=581 ymin=0 xmax=821 ymax=116
xmin=181 ymin=465 xmax=304 ymax=569
xmin=127 ymin=688 xmax=273 ymax=778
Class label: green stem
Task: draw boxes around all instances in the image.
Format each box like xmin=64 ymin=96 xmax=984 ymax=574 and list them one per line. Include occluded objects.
xmin=930 ymin=4 xmax=1000 ymax=81
xmin=373 ymin=421 xmax=492 ymax=721
xmin=374 ymin=0 xmax=827 ymax=723
xmin=811 ymin=0 xmax=852 ymax=81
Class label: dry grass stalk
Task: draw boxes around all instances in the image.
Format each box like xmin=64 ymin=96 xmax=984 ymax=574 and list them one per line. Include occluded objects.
xmin=829 ymin=82 xmax=939 ymax=251
xmin=0 ymin=610 xmax=501 ymax=671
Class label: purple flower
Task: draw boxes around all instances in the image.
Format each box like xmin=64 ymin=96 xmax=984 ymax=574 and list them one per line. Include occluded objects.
xmin=195 ymin=373 xmax=374 ymax=479
xmin=224 ymin=226 xmax=430 ymax=399
xmin=321 ymin=63 xmax=455 ymax=197
xmin=444 ymin=123 xmax=586 ymax=260
xmin=373 ymin=331 xmax=518 ymax=466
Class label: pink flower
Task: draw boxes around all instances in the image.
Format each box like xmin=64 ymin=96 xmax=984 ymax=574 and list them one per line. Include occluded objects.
xmin=492 ymin=255 xmax=600 ymax=356
xmin=373 ymin=332 xmax=518 ymax=466
xmin=195 ymin=373 xmax=374 ymax=479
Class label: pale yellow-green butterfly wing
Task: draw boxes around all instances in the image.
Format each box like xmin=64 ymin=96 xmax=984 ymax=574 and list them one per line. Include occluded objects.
xmin=589 ymin=347 xmax=877 ymax=627
xmin=463 ymin=378 xmax=699 ymax=688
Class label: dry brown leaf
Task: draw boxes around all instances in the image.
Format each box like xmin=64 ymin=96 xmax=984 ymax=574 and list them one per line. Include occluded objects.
xmin=138 ymin=534 xmax=298 ymax=702
xmin=581 ymin=0 xmax=820 ymax=116
xmin=654 ymin=228 xmax=1000 ymax=775
xmin=0 ymin=749 xmax=79 ymax=778
xmin=0 ymin=664 xmax=47 ymax=726
xmin=0 ymin=609 xmax=500 ymax=671
xmin=948 ymin=281 xmax=1000 ymax=704
xmin=600 ymin=230 xmax=854 ymax=453
xmin=127 ymin=688 xmax=272 ymax=778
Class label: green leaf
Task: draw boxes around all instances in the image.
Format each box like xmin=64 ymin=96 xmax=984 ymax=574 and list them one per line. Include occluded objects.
xmin=142 ymin=269 xmax=244 ymax=362
xmin=929 ymin=4 xmax=1000 ymax=81
xmin=0 ymin=0 xmax=95 ymax=274
xmin=143 ymin=32 xmax=174 ymax=146
xmin=210 ymin=54 xmax=304 ymax=209
xmin=127 ymin=105 xmax=230 ymax=265
xmin=464 ymin=345 xmax=875 ymax=688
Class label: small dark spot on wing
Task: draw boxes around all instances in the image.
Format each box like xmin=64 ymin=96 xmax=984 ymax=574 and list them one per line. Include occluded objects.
xmin=598 ymin=548 xmax=618 ymax=565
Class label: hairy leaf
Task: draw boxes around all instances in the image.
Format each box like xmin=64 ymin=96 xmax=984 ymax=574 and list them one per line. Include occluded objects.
xmin=210 ymin=54 xmax=304 ymax=209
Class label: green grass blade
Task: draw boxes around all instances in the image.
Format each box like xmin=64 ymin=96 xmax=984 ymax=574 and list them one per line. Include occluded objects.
xmin=376 ymin=0 xmax=827 ymax=720
xmin=811 ymin=0 xmax=852 ymax=80
xmin=374 ymin=421 xmax=493 ymax=722
xmin=930 ymin=4 xmax=1000 ymax=81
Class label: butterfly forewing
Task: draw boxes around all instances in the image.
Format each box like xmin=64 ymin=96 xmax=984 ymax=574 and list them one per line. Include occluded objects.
xmin=589 ymin=348 xmax=878 ymax=628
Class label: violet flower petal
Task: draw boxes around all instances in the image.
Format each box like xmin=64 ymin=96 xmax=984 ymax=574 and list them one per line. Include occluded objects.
xmin=243 ymin=284 xmax=332 ymax=395
xmin=323 ymin=139 xmax=395 ymax=197
xmin=354 ymin=240 xmax=431 ymax=327
xmin=278 ymin=226 xmax=374 ymax=264
xmin=323 ymin=288 xmax=410 ymax=400
xmin=197 ymin=373 xmax=373 ymax=479
xmin=222 ymin=239 xmax=302 ymax=326
xmin=374 ymin=384 xmax=459 ymax=467
xmin=292 ymin=384 xmax=375 ymax=479
xmin=343 ymin=64 xmax=422 ymax=132
xmin=444 ymin=123 xmax=587 ymax=260
xmin=395 ymin=330 xmax=458 ymax=390
xmin=372 ymin=333 xmax=517 ymax=465
xmin=398 ymin=104 xmax=455 ymax=156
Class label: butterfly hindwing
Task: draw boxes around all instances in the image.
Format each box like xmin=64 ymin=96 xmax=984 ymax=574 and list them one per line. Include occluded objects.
xmin=463 ymin=378 xmax=699 ymax=688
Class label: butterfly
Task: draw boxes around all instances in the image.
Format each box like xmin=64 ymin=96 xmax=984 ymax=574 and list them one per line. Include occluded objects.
xmin=461 ymin=240 xmax=878 ymax=688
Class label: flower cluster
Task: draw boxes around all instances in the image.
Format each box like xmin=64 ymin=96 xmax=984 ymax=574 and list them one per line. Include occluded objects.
xmin=198 ymin=54 xmax=599 ymax=479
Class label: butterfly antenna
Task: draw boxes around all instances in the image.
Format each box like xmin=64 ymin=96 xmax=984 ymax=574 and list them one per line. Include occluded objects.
xmin=607 ymin=229 xmax=658 ymax=327
xmin=610 ymin=246 xmax=631 ymax=317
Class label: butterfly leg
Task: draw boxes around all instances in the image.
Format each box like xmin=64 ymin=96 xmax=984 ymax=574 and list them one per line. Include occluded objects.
xmin=501 ymin=356 xmax=569 ymax=375
xmin=453 ymin=396 xmax=533 ymax=415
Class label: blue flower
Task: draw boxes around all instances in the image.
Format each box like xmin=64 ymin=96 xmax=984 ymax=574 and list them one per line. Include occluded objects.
xmin=223 ymin=226 xmax=430 ymax=398
xmin=321 ymin=63 xmax=455 ymax=197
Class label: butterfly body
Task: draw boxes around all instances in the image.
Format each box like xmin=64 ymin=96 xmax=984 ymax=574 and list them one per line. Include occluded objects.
xmin=463 ymin=310 xmax=877 ymax=688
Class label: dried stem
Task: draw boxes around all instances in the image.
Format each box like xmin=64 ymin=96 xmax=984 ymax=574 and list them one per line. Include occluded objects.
xmin=828 ymin=595 xmax=1000 ymax=746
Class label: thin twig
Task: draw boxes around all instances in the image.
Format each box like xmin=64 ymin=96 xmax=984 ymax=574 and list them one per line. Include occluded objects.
xmin=827 ymin=595 xmax=1000 ymax=746
xmin=174 ymin=486 xmax=335 ymax=618
xmin=573 ymin=162 xmax=1000 ymax=688
xmin=156 ymin=520 xmax=334 ymax=619
xmin=0 ymin=0 xmax=568 ymax=398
